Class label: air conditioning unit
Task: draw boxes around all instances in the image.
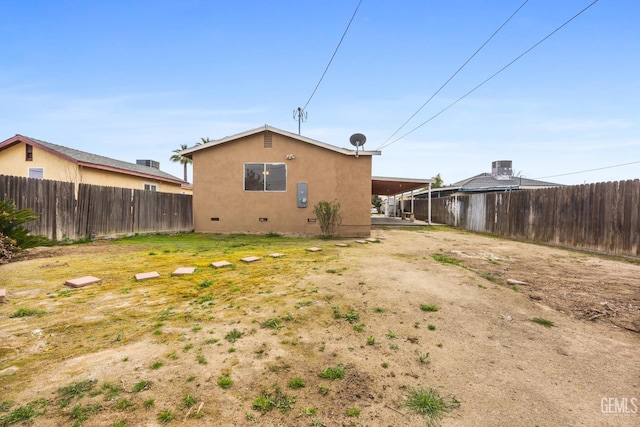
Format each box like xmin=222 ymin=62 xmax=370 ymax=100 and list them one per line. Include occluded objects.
xmin=137 ymin=159 xmax=160 ymax=169
xmin=492 ymin=160 xmax=512 ymax=177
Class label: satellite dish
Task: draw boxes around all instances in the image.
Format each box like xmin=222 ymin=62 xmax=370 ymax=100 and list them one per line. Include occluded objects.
xmin=349 ymin=133 xmax=366 ymax=157
xmin=349 ymin=133 xmax=367 ymax=147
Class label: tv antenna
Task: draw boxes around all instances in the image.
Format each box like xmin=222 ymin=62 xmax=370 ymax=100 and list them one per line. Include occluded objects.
xmin=349 ymin=133 xmax=366 ymax=157
xmin=293 ymin=107 xmax=307 ymax=135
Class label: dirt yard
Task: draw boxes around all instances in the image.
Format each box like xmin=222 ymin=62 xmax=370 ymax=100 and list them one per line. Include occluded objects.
xmin=1 ymin=227 xmax=638 ymax=426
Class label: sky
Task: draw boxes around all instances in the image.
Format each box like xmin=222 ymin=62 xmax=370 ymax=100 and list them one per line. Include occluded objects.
xmin=1 ymin=0 xmax=638 ymax=186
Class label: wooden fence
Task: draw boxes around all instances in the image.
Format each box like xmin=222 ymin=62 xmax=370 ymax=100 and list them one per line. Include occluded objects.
xmin=1 ymin=175 xmax=193 ymax=241
xmin=413 ymin=179 xmax=640 ymax=258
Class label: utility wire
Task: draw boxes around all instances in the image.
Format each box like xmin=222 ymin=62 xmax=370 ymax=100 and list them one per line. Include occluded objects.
xmin=379 ymin=0 xmax=529 ymax=149
xmin=378 ymin=0 xmax=600 ymax=151
xmin=301 ymin=0 xmax=363 ymax=112
xmin=534 ymin=160 xmax=640 ymax=180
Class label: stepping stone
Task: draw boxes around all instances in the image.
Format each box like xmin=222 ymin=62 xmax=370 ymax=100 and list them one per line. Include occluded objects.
xmin=172 ymin=267 xmax=195 ymax=276
xmin=135 ymin=272 xmax=160 ymax=281
xmin=64 ymin=276 xmax=101 ymax=288
xmin=241 ymin=256 xmax=261 ymax=263
xmin=211 ymin=261 xmax=232 ymax=269
xmin=335 ymin=243 xmax=349 ymax=247
xmin=366 ymin=238 xmax=380 ymax=243
xmin=0 ymin=288 xmax=6 ymax=303
xmin=268 ymin=253 xmax=285 ymax=258
xmin=306 ymin=247 xmax=322 ymax=252
xmin=354 ymin=240 xmax=367 ymax=244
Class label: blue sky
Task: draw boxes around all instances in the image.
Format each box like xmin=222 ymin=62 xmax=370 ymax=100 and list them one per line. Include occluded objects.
xmin=1 ymin=0 xmax=638 ymax=185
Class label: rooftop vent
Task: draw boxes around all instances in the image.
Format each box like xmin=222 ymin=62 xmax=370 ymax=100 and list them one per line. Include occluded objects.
xmin=137 ymin=159 xmax=160 ymax=169
xmin=492 ymin=160 xmax=512 ymax=179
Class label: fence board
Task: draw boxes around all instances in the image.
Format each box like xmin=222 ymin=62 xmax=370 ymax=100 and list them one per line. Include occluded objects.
xmin=1 ymin=175 xmax=193 ymax=241
xmin=413 ymin=179 xmax=640 ymax=258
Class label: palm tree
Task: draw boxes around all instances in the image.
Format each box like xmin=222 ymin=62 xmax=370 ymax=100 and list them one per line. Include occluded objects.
xmin=170 ymin=138 xmax=211 ymax=182
xmin=170 ymin=144 xmax=192 ymax=182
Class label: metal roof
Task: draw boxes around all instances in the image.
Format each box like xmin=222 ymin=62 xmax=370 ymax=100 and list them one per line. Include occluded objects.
xmin=0 ymin=135 xmax=186 ymax=184
xmin=372 ymin=176 xmax=433 ymax=196
xmin=179 ymin=125 xmax=382 ymax=158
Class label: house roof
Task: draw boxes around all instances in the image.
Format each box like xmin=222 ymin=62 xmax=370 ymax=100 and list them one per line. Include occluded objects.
xmin=372 ymin=176 xmax=433 ymax=196
xmin=0 ymin=134 xmax=186 ymax=185
xmin=179 ymin=125 xmax=382 ymax=158
xmin=450 ymin=173 xmax=563 ymax=192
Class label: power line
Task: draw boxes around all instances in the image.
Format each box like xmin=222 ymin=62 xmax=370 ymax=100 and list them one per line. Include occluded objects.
xmin=534 ymin=160 xmax=640 ymax=180
xmin=379 ymin=0 xmax=530 ymax=149
xmin=378 ymin=0 xmax=601 ymax=151
xmin=294 ymin=0 xmax=363 ymax=133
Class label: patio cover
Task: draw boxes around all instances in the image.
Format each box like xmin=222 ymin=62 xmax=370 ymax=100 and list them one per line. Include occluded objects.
xmin=371 ymin=176 xmax=432 ymax=196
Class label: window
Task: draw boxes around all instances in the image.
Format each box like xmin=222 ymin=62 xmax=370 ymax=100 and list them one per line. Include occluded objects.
xmin=28 ymin=167 xmax=44 ymax=179
xmin=26 ymin=144 xmax=33 ymax=161
xmin=244 ymin=163 xmax=286 ymax=192
xmin=144 ymin=184 xmax=157 ymax=191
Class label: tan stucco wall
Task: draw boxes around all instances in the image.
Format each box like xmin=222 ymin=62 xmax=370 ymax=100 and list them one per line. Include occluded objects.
xmin=191 ymin=131 xmax=372 ymax=237
xmin=0 ymin=141 xmax=188 ymax=194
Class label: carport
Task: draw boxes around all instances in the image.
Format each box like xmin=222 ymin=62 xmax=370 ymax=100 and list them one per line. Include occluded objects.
xmin=371 ymin=176 xmax=433 ymax=224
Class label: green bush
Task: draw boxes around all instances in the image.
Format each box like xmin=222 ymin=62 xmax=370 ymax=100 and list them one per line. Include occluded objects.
xmin=313 ymin=200 xmax=342 ymax=237
xmin=0 ymin=199 xmax=49 ymax=261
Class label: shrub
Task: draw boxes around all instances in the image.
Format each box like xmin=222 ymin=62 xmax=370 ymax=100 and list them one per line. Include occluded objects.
xmin=0 ymin=232 xmax=18 ymax=264
xmin=0 ymin=199 xmax=49 ymax=260
xmin=313 ymin=200 xmax=342 ymax=237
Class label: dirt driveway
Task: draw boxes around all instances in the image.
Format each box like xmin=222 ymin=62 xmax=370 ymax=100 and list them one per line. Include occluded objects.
xmin=1 ymin=227 xmax=638 ymax=426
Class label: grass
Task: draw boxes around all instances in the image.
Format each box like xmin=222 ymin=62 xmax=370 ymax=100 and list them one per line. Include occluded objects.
xmin=225 ymin=329 xmax=244 ymax=343
xmin=9 ymin=308 xmax=45 ymax=318
xmin=0 ymin=399 xmax=47 ymax=425
xmin=345 ymin=407 xmax=361 ymax=417
xmin=480 ymin=272 xmax=500 ymax=284
xmin=531 ymin=317 xmax=556 ymax=327
xmin=403 ymin=387 xmax=460 ymax=426
xmin=288 ymin=377 xmax=305 ymax=389
xmin=252 ymin=386 xmax=296 ymax=414
xmin=318 ymin=364 xmax=346 ymax=380
xmin=71 ymin=403 xmax=102 ymax=423
xmin=57 ymin=380 xmax=96 ymax=408
xmin=416 ymin=350 xmax=430 ymax=364
xmin=132 ymin=381 xmax=149 ymax=393
xmin=157 ymin=410 xmax=175 ymax=423
xmin=432 ymin=254 xmax=464 ymax=267
xmin=420 ymin=304 xmax=439 ymax=312
xmin=217 ymin=376 xmax=233 ymax=389
xmin=0 ymin=231 xmax=468 ymax=425
xmin=260 ymin=318 xmax=284 ymax=330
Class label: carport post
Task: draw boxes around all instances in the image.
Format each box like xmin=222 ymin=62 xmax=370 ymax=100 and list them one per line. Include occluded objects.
xmin=428 ymin=182 xmax=432 ymax=225
xmin=410 ymin=190 xmax=414 ymax=214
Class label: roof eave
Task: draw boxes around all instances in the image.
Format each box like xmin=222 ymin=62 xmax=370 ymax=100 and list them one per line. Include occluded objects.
xmin=76 ymin=162 xmax=187 ymax=185
xmin=179 ymin=125 xmax=381 ymax=157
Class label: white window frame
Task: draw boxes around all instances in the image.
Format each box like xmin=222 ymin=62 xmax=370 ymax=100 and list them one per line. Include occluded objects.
xmin=143 ymin=183 xmax=158 ymax=191
xmin=28 ymin=167 xmax=44 ymax=179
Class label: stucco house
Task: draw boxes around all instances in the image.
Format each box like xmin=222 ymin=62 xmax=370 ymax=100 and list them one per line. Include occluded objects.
xmin=180 ymin=125 xmax=380 ymax=237
xmin=0 ymin=134 xmax=190 ymax=194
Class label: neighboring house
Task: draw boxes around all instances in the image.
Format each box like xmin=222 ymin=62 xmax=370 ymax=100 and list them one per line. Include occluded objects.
xmin=0 ymin=134 xmax=190 ymax=194
xmin=180 ymin=125 xmax=380 ymax=237
xmin=417 ymin=160 xmax=563 ymax=199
